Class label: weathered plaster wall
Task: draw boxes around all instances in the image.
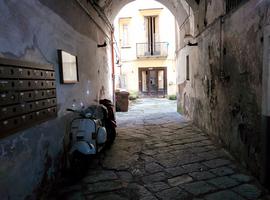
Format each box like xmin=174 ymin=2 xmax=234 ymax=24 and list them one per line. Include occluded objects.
xmin=0 ymin=0 xmax=112 ymax=199
xmin=177 ymin=0 xmax=269 ymax=178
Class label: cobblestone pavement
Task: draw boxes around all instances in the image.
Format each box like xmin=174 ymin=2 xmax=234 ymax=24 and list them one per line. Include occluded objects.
xmin=48 ymin=98 xmax=269 ymax=200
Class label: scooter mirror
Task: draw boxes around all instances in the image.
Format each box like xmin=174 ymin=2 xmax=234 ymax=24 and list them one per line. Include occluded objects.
xmin=85 ymin=113 xmax=92 ymax=118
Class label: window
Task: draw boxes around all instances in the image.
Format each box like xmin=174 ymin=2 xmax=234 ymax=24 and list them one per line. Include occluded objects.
xmin=119 ymin=18 xmax=131 ymax=48
xmin=186 ymin=55 xmax=190 ymax=81
xmin=138 ymin=8 xmax=162 ymax=56
xmin=145 ymin=15 xmax=159 ymax=55
xmin=226 ymin=0 xmax=247 ymax=13
xmin=122 ymin=24 xmax=129 ymax=47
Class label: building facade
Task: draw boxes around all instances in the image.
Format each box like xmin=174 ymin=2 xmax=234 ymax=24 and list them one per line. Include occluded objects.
xmin=114 ymin=0 xmax=176 ymax=97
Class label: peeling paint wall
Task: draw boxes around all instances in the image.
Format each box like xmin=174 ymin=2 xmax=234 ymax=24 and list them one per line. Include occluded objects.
xmin=0 ymin=0 xmax=112 ymax=199
xmin=177 ymin=0 xmax=270 ymax=179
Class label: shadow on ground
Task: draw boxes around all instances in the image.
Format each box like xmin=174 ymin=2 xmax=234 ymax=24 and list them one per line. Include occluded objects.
xmin=47 ymin=98 xmax=269 ymax=200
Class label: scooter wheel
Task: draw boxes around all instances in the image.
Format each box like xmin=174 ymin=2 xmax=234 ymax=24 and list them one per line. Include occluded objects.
xmin=106 ymin=124 xmax=116 ymax=147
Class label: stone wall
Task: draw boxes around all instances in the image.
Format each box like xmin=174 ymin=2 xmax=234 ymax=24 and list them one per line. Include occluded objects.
xmin=0 ymin=0 xmax=113 ymax=199
xmin=177 ymin=0 xmax=270 ymax=178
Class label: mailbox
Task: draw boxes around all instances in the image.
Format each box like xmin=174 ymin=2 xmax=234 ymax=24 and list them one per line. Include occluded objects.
xmin=0 ymin=58 xmax=57 ymax=138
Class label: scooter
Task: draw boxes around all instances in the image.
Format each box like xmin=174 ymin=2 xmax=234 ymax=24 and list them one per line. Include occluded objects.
xmin=67 ymin=99 xmax=116 ymax=172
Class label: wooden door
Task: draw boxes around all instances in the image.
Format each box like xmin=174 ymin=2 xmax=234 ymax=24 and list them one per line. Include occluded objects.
xmin=139 ymin=67 xmax=167 ymax=97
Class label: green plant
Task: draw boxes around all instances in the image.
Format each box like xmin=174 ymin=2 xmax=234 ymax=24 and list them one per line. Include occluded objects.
xmin=168 ymin=95 xmax=177 ymax=100
xmin=128 ymin=91 xmax=139 ymax=100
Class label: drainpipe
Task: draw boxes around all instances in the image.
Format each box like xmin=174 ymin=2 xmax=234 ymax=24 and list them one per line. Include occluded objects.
xmin=111 ymin=29 xmax=116 ymax=105
xmin=219 ymin=15 xmax=224 ymax=80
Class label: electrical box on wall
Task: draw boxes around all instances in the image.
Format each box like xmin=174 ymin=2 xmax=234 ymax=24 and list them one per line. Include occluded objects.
xmin=0 ymin=57 xmax=57 ymax=138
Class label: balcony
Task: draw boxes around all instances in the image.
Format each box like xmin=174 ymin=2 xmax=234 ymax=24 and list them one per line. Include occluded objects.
xmin=136 ymin=42 xmax=169 ymax=58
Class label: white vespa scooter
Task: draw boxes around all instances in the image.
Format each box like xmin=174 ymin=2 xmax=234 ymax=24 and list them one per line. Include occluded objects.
xmin=67 ymin=100 xmax=116 ymax=172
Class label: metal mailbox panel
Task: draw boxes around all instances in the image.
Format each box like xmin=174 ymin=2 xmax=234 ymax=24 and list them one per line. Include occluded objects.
xmin=41 ymin=80 xmax=47 ymax=89
xmin=47 ymin=107 xmax=57 ymax=117
xmin=47 ymin=98 xmax=57 ymax=107
xmin=18 ymin=68 xmax=33 ymax=79
xmin=32 ymin=69 xmax=46 ymax=79
xmin=0 ymin=66 xmax=4 ymax=78
xmin=0 ymin=66 xmax=19 ymax=79
xmin=18 ymin=80 xmax=32 ymax=90
xmin=0 ymin=98 xmax=57 ymax=120
xmin=0 ymin=92 xmax=19 ymax=106
xmin=34 ymin=80 xmax=49 ymax=89
xmin=0 ymin=80 xmax=18 ymax=91
xmin=0 ymin=58 xmax=57 ymax=138
xmin=26 ymin=102 xmax=35 ymax=112
xmin=34 ymin=90 xmax=47 ymax=100
xmin=40 ymin=109 xmax=49 ymax=118
xmin=0 ymin=116 xmax=22 ymax=133
xmin=40 ymin=100 xmax=48 ymax=109
xmin=0 ymin=104 xmax=25 ymax=120
xmin=46 ymin=89 xmax=56 ymax=98
xmin=35 ymin=110 xmax=43 ymax=120
xmin=45 ymin=81 xmax=56 ymax=89
xmin=33 ymin=80 xmax=40 ymax=89
xmin=45 ymin=71 xmax=55 ymax=80
xmin=0 ymin=67 xmax=34 ymax=79
xmin=34 ymin=100 xmax=45 ymax=110
xmin=19 ymin=91 xmax=35 ymax=102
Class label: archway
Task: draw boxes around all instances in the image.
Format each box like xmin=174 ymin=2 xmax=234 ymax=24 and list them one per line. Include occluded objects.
xmin=95 ymin=0 xmax=197 ymax=32
xmin=106 ymin=0 xmax=197 ymax=110
xmin=113 ymin=0 xmax=178 ymax=100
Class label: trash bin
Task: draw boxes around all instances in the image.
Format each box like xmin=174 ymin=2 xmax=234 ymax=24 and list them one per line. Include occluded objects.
xmin=115 ymin=91 xmax=129 ymax=112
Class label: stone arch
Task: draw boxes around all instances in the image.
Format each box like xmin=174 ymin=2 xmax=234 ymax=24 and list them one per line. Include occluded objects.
xmin=95 ymin=0 xmax=198 ymax=33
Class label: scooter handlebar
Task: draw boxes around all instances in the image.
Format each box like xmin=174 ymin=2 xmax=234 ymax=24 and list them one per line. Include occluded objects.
xmin=66 ymin=108 xmax=76 ymax=112
xmin=66 ymin=108 xmax=82 ymax=115
xmin=67 ymin=108 xmax=94 ymax=118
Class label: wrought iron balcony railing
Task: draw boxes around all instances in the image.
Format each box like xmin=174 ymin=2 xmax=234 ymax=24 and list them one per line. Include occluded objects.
xmin=136 ymin=42 xmax=169 ymax=58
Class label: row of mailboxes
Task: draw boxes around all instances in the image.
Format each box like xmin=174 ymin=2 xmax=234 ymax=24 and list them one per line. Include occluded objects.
xmin=0 ymin=58 xmax=57 ymax=137
xmin=0 ymin=107 xmax=57 ymax=135
xmin=0 ymin=80 xmax=56 ymax=91
xmin=0 ymin=66 xmax=55 ymax=80
xmin=0 ymin=98 xmax=57 ymax=120
xmin=0 ymin=89 xmax=56 ymax=106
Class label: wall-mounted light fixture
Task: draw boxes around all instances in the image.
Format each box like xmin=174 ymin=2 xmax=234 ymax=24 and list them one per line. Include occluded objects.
xmin=97 ymin=41 xmax=107 ymax=48
xmin=184 ymin=34 xmax=198 ymax=47
xmin=187 ymin=42 xmax=198 ymax=46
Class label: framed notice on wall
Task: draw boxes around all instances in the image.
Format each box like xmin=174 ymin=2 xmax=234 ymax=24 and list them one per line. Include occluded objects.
xmin=58 ymin=50 xmax=79 ymax=84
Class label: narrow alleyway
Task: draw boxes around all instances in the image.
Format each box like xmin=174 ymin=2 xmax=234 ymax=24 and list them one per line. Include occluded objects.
xmin=48 ymin=99 xmax=268 ymax=200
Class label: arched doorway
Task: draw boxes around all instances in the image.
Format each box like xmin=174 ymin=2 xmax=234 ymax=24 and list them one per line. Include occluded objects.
xmin=113 ymin=0 xmax=177 ymax=98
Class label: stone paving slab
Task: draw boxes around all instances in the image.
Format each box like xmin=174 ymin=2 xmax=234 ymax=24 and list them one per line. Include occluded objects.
xmin=180 ymin=181 xmax=217 ymax=196
xmin=204 ymin=190 xmax=245 ymax=200
xmin=155 ymin=187 xmax=190 ymax=200
xmin=47 ymin=99 xmax=269 ymax=200
xmin=207 ymin=176 xmax=239 ymax=189
xmin=168 ymin=175 xmax=193 ymax=186
xmin=232 ymin=184 xmax=262 ymax=199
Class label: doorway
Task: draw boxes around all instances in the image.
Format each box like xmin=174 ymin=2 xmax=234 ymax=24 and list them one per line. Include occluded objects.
xmin=139 ymin=67 xmax=167 ymax=97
